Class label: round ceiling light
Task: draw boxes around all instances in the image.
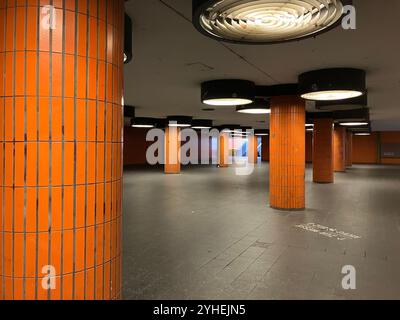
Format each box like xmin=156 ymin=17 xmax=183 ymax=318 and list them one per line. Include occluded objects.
xmin=255 ymin=129 xmax=269 ymax=136
xmin=192 ymin=0 xmax=351 ymax=44
xmin=299 ymin=68 xmax=366 ymax=101
xmin=131 ymin=117 xmax=157 ymax=128
xmin=166 ymin=116 xmax=193 ymax=128
xmin=192 ymin=119 xmax=213 ymax=129
xmin=236 ymin=99 xmax=270 ymax=114
xmin=201 ymin=80 xmax=255 ymax=106
xmin=340 ymin=122 xmax=369 ymax=126
xmin=354 ymin=133 xmax=371 ymax=136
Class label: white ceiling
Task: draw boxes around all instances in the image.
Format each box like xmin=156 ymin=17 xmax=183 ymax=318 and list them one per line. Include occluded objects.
xmin=124 ymin=0 xmax=400 ymax=130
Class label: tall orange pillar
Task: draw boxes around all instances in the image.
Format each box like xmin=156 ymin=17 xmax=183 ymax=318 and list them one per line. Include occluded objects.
xmin=346 ymin=131 xmax=353 ymax=167
xmin=313 ymin=118 xmax=334 ymax=183
xmin=218 ymin=133 xmax=229 ymax=167
xmin=0 ymin=0 xmax=124 ymax=300
xmin=270 ymin=96 xmax=305 ymax=210
xmin=247 ymin=135 xmax=258 ymax=164
xmin=334 ymin=126 xmax=346 ymax=172
xmin=164 ymin=127 xmax=181 ymax=174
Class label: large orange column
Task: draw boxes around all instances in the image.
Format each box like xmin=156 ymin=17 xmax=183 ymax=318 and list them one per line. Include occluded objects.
xmin=313 ymin=118 xmax=334 ymax=183
xmin=346 ymin=131 xmax=353 ymax=167
xmin=164 ymin=127 xmax=181 ymax=174
xmin=334 ymin=126 xmax=346 ymax=172
xmin=270 ymin=96 xmax=305 ymax=210
xmin=218 ymin=133 xmax=229 ymax=167
xmin=0 ymin=0 xmax=124 ymax=300
xmin=247 ymin=135 xmax=258 ymax=164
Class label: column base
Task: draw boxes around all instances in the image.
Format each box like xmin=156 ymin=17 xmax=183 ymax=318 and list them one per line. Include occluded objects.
xmin=270 ymin=206 xmax=306 ymax=212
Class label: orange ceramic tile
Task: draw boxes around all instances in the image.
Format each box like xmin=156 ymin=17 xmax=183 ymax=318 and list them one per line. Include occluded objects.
xmin=38 ymin=187 xmax=49 ymax=231
xmin=87 ymin=100 xmax=96 ymax=141
xmin=13 ymin=186 xmax=24 ymax=233
xmin=15 ymin=52 xmax=25 ymax=96
xmin=63 ymin=142 xmax=74 ymax=185
xmin=13 ymin=232 xmax=24 ymax=278
xmin=96 ymin=143 xmax=104 ymax=182
xmin=62 ymin=229 xmax=73 ymax=275
xmin=64 ymin=55 xmax=75 ymax=98
xmin=63 ymin=97 xmax=74 ymax=141
xmin=95 ymin=264 xmax=103 ymax=300
xmin=52 ymin=8 xmax=63 ymax=53
xmin=51 ymin=142 xmax=62 ymax=186
xmin=4 ymin=143 xmax=13 ymax=187
xmin=88 ymin=17 xmax=97 ymax=59
xmin=76 ymin=99 xmax=86 ymax=141
xmin=75 ymin=185 xmax=85 ymax=229
xmin=39 ymin=52 xmax=50 ymax=97
xmin=38 ymin=142 xmax=50 ymax=187
xmin=6 ymin=8 xmax=15 ymax=51
xmin=76 ymin=56 xmax=87 ymax=99
xmin=51 ymin=98 xmax=62 ymax=141
xmin=14 ymin=142 xmax=24 ymax=188
xmin=14 ymin=97 xmax=24 ymax=141
xmin=85 ymin=268 xmax=95 ymax=300
xmin=3 ymin=232 xmax=13 ymax=277
xmin=103 ymin=261 xmax=110 ymax=300
xmin=25 ymin=187 xmax=37 ymax=233
xmin=15 ymin=6 xmax=25 ymax=51
xmin=63 ymin=186 xmax=74 ymax=230
xmin=86 ymin=184 xmax=95 ymax=226
xmin=88 ymin=58 xmax=97 ymax=100
xmin=26 ymin=52 xmax=37 ymax=97
xmin=95 ymin=224 xmax=104 ymax=265
xmin=51 ymin=187 xmax=62 ymax=231
xmin=74 ymin=271 xmax=85 ymax=300
xmin=61 ymin=273 xmax=73 ymax=300
xmin=75 ymin=228 xmax=85 ymax=272
xmin=26 ymin=6 xmax=38 ymax=51
xmin=75 ymin=142 xmax=86 ymax=185
xmin=98 ymin=20 xmax=106 ymax=61
xmin=26 ymin=142 xmax=37 ymax=186
xmin=52 ymin=53 xmax=63 ymax=98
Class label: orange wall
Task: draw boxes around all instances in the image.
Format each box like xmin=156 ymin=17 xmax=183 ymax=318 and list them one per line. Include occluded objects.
xmin=380 ymin=132 xmax=400 ymax=164
xmin=124 ymin=128 xmax=152 ymax=165
xmin=352 ymin=133 xmax=379 ymax=164
xmin=306 ymin=132 xmax=313 ymax=163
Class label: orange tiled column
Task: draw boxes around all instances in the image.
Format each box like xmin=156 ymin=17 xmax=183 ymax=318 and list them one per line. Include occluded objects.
xmin=0 ymin=0 xmax=124 ymax=300
xmin=218 ymin=132 xmax=229 ymax=168
xmin=164 ymin=127 xmax=181 ymax=173
xmin=313 ymin=118 xmax=334 ymax=183
xmin=334 ymin=126 xmax=346 ymax=172
xmin=247 ymin=135 xmax=258 ymax=164
xmin=270 ymin=96 xmax=305 ymax=210
xmin=346 ymin=131 xmax=353 ymax=167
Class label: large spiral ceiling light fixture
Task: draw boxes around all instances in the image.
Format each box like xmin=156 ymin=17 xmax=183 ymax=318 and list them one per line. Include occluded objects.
xmin=192 ymin=0 xmax=351 ymax=44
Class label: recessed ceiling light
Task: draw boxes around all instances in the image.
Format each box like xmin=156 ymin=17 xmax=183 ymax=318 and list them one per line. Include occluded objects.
xmin=166 ymin=116 xmax=193 ymax=128
xmin=340 ymin=122 xmax=369 ymax=126
xmin=354 ymin=133 xmax=371 ymax=136
xmin=192 ymin=119 xmax=213 ymax=129
xmin=131 ymin=117 xmax=156 ymax=128
xmin=193 ymin=0 xmax=351 ymax=44
xmin=299 ymin=68 xmax=366 ymax=101
xmin=236 ymin=99 xmax=271 ymax=114
xmin=255 ymin=129 xmax=269 ymax=136
xmin=305 ymin=124 xmax=314 ymax=128
xmin=201 ymin=80 xmax=255 ymax=106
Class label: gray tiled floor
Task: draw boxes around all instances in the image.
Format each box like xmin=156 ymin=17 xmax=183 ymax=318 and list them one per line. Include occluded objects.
xmin=122 ymin=163 xmax=400 ymax=300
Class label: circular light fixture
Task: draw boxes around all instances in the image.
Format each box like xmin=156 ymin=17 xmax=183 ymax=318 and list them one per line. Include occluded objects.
xmin=305 ymin=124 xmax=314 ymax=128
xmin=340 ymin=122 xmax=369 ymax=126
xmin=299 ymin=68 xmax=366 ymax=101
xmin=255 ymin=129 xmax=269 ymax=136
xmin=355 ymin=133 xmax=371 ymax=136
xmin=236 ymin=99 xmax=270 ymax=114
xmin=201 ymin=80 xmax=255 ymax=106
xmin=192 ymin=119 xmax=213 ymax=129
xmin=166 ymin=116 xmax=193 ymax=128
xmin=131 ymin=117 xmax=157 ymax=128
xmin=192 ymin=0 xmax=351 ymax=45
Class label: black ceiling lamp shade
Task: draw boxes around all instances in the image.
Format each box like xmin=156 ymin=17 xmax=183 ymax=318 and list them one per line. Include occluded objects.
xmin=192 ymin=0 xmax=352 ymax=45
xmin=131 ymin=117 xmax=157 ymax=128
xmin=255 ymin=129 xmax=269 ymax=136
xmin=166 ymin=116 xmax=193 ymax=128
xmin=236 ymin=98 xmax=271 ymax=114
xmin=192 ymin=119 xmax=213 ymax=129
xmin=124 ymin=13 xmax=133 ymax=64
xmin=201 ymin=80 xmax=256 ymax=106
xmin=299 ymin=68 xmax=366 ymax=101
xmin=315 ymin=92 xmax=368 ymax=111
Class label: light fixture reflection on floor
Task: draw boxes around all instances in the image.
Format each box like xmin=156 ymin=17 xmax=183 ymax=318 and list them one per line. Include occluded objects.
xmin=202 ymin=80 xmax=255 ymax=106
xmin=192 ymin=0 xmax=351 ymax=44
xmin=299 ymin=68 xmax=366 ymax=101
xmin=236 ymin=99 xmax=271 ymax=114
